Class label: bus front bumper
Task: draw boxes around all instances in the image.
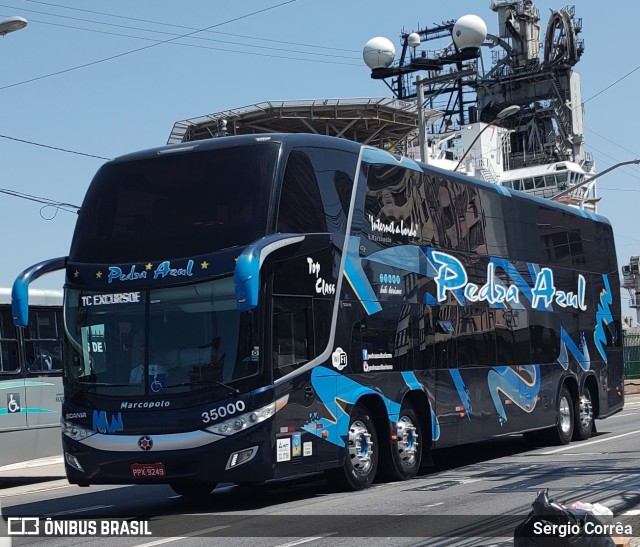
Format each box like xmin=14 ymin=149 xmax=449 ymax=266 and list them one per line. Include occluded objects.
xmin=62 ymin=424 xmax=275 ymax=486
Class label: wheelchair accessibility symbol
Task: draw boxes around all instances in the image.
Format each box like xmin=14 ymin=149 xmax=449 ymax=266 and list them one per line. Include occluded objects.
xmin=7 ymin=393 xmax=21 ymax=413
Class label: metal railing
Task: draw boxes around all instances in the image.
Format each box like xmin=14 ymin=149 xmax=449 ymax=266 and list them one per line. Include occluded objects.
xmin=623 ymin=332 xmax=640 ymax=379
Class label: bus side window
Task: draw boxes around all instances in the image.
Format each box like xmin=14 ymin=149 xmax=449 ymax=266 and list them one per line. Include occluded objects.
xmin=26 ymin=343 xmax=62 ymax=372
xmin=313 ymin=299 xmax=332 ymax=356
xmin=456 ymin=308 xmax=496 ymax=367
xmin=25 ymin=309 xmax=63 ymax=372
xmin=277 ymin=150 xmax=327 ymax=234
xmin=29 ymin=310 xmax=58 ymax=339
xmin=277 ymin=147 xmax=356 ymax=236
xmin=361 ymin=164 xmax=420 ymax=251
xmin=0 ymin=343 xmax=19 ymax=372
xmin=272 ymin=296 xmax=314 ymax=379
xmin=0 ymin=309 xmax=19 ymax=373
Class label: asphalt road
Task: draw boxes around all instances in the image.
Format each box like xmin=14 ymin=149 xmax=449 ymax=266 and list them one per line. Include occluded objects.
xmin=2 ymin=395 xmax=640 ymax=546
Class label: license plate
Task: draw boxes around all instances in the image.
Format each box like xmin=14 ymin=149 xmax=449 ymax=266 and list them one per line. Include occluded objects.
xmin=131 ymin=463 xmax=166 ymax=478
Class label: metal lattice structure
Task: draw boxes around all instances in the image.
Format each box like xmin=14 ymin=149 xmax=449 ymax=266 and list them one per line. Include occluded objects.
xmin=167 ymin=98 xmax=443 ymax=156
xmin=367 ymin=0 xmax=596 ymax=210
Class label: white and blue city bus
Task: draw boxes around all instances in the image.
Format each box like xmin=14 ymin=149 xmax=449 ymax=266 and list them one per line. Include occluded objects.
xmin=12 ymin=133 xmax=623 ymax=496
xmin=1 ymin=287 xmax=63 ymax=466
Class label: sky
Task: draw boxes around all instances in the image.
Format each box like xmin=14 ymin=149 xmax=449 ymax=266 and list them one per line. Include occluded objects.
xmin=0 ymin=0 xmax=639 ymax=319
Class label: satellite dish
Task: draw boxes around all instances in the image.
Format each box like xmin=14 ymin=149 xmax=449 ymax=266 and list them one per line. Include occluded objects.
xmin=452 ymin=14 xmax=487 ymax=51
xmin=407 ymin=32 xmax=421 ymax=48
xmin=363 ymin=37 xmax=396 ymax=69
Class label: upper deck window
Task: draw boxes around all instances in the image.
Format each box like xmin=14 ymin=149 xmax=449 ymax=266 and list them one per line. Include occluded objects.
xmin=276 ymin=147 xmax=357 ymax=235
xmin=71 ymin=143 xmax=279 ymax=263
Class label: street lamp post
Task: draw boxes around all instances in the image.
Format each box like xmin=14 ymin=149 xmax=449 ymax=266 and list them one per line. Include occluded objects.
xmin=416 ymin=75 xmax=426 ymax=162
xmin=0 ymin=16 xmax=27 ymax=37
xmin=551 ymin=159 xmax=640 ymax=201
xmin=454 ymin=105 xmax=521 ymax=172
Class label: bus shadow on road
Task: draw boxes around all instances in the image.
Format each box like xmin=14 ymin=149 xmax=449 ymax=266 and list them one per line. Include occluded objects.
xmin=0 ymin=476 xmax=65 ymax=490
xmin=5 ymin=430 xmax=637 ymax=520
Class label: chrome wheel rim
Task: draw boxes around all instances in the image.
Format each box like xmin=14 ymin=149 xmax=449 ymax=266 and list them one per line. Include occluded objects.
xmin=396 ymin=415 xmax=419 ymax=468
xmin=348 ymin=419 xmax=373 ymax=476
xmin=578 ymin=393 xmax=593 ymax=430
xmin=559 ymin=395 xmax=572 ymax=434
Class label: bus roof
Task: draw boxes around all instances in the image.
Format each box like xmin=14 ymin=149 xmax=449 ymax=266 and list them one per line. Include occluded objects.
xmin=111 ymin=133 xmax=363 ymax=165
xmin=106 ymin=133 xmax=611 ymax=227
xmin=0 ymin=287 xmax=63 ymax=307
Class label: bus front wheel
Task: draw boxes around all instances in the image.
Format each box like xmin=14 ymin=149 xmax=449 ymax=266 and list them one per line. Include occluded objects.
xmin=326 ymin=405 xmax=378 ymax=491
xmin=169 ymin=481 xmax=217 ymax=498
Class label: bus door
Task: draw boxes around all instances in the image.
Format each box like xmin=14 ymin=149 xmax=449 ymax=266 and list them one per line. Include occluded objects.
xmin=272 ymin=295 xmax=319 ymax=473
xmin=23 ymin=308 xmax=63 ymax=429
xmin=0 ymin=306 xmax=27 ymax=432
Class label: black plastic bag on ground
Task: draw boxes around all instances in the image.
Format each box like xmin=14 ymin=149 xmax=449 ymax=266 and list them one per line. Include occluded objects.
xmin=514 ymin=489 xmax=615 ymax=546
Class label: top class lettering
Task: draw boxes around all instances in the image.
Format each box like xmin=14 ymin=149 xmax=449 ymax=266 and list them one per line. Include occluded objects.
xmin=307 ymin=258 xmax=336 ymax=295
xmin=108 ymin=261 xmax=194 ymax=284
xmin=369 ymin=215 xmax=417 ymax=238
xmin=431 ymin=251 xmax=586 ymax=310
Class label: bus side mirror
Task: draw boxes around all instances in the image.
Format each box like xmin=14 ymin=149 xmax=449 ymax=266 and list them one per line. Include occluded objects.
xmin=12 ymin=282 xmax=29 ymax=328
xmin=12 ymin=256 xmax=68 ymax=327
xmin=234 ymin=235 xmax=304 ymax=311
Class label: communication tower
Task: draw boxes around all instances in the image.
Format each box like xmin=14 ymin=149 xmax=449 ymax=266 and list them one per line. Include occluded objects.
xmin=364 ymin=0 xmax=595 ymax=210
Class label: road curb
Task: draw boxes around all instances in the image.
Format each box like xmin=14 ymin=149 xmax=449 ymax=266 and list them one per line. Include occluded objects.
xmin=625 ymin=381 xmax=640 ymax=395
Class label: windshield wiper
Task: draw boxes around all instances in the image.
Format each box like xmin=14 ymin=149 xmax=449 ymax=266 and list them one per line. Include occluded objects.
xmin=212 ymin=379 xmax=240 ymax=396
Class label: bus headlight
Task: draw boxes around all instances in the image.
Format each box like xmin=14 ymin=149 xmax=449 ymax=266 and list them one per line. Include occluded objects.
xmin=205 ymin=395 xmax=288 ymax=436
xmin=61 ymin=419 xmax=96 ymax=441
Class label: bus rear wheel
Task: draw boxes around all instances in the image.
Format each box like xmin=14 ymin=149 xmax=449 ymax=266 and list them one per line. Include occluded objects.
xmin=170 ymin=481 xmax=217 ymax=498
xmin=572 ymin=387 xmax=594 ymax=441
xmin=383 ymin=403 xmax=421 ymax=481
xmin=326 ymin=405 xmax=378 ymax=491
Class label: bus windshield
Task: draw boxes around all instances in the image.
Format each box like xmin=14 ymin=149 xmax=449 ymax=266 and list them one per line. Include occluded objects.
xmin=63 ymin=277 xmax=261 ymax=396
xmin=70 ymin=142 xmax=278 ymax=263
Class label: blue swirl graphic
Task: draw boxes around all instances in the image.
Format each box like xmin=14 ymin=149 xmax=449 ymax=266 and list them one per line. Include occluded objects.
xmin=487 ymin=365 xmax=540 ymax=425
xmin=449 ymin=369 xmax=472 ymax=420
xmin=594 ymin=275 xmax=613 ymax=363
xmin=558 ymin=328 xmax=590 ymax=371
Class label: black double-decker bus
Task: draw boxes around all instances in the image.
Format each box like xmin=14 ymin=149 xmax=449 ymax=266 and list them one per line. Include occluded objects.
xmin=12 ymin=133 xmax=623 ymax=496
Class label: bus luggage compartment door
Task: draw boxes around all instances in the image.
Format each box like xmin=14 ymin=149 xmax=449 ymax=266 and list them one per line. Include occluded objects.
xmin=274 ymin=374 xmax=319 ymax=475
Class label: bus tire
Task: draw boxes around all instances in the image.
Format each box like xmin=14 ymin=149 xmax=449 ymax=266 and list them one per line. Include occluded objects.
xmin=572 ymin=386 xmax=594 ymax=441
xmin=383 ymin=402 xmax=422 ymax=481
xmin=326 ymin=405 xmax=378 ymax=491
xmin=546 ymin=385 xmax=574 ymax=445
xmin=169 ymin=481 xmax=217 ymax=498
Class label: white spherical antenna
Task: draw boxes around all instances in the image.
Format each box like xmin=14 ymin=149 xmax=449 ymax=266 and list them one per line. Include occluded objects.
xmin=452 ymin=14 xmax=487 ymax=50
xmin=363 ymin=36 xmax=395 ymax=69
xmin=407 ymin=32 xmax=421 ymax=48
